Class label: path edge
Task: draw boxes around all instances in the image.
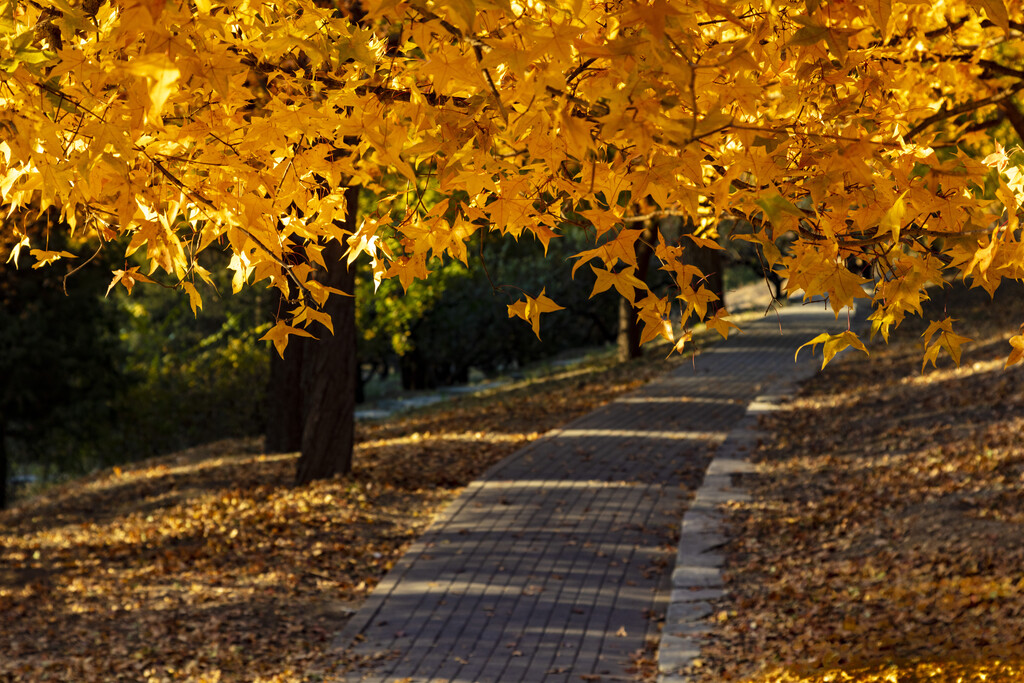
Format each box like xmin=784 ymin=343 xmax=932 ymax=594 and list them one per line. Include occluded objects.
xmin=657 ymin=303 xmax=870 ymax=681
xmin=655 ymin=367 xmax=819 ymax=681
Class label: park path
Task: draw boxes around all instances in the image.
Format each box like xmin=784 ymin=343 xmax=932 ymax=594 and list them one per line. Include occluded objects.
xmin=333 ymin=303 xmax=848 ymax=682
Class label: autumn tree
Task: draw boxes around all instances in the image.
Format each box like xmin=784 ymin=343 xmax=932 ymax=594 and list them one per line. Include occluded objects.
xmin=3 ymin=0 xmax=1024 ymax=481
xmin=264 ymin=186 xmax=359 ymax=484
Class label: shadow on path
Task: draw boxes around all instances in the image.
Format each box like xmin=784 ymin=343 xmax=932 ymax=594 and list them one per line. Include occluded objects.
xmin=333 ymin=305 xmax=847 ymax=683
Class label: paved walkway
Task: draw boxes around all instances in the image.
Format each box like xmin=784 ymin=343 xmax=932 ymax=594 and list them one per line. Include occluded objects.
xmin=333 ymin=303 xmax=850 ymax=682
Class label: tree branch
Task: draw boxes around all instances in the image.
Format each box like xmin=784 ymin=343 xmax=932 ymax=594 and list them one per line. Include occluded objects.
xmin=905 ymin=81 xmax=1024 ymax=141
xmin=1000 ymin=98 xmax=1024 ymax=143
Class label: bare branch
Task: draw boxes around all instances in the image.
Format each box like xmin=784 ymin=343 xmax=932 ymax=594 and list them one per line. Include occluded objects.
xmin=905 ymin=81 xmax=1024 ymax=141
xmin=1000 ymin=98 xmax=1024 ymax=143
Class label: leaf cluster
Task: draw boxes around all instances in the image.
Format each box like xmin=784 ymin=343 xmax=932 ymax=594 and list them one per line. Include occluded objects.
xmin=2 ymin=0 xmax=1024 ymax=366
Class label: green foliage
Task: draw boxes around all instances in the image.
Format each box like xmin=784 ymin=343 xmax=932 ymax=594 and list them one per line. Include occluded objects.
xmin=0 ymin=217 xmax=123 ymax=490
xmin=358 ymin=229 xmax=619 ymax=390
xmin=103 ymin=250 xmax=270 ymax=460
xmin=1 ymin=226 xmax=270 ymax=493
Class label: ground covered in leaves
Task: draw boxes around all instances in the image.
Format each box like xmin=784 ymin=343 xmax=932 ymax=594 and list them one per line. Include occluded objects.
xmin=0 ymin=344 xmax=694 ymax=682
xmin=691 ymin=283 xmax=1024 ymax=682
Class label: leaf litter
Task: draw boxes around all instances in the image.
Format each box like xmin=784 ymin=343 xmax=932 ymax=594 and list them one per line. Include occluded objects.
xmin=0 ymin=346 xmax=693 ymax=682
xmin=687 ymin=283 xmax=1024 ymax=682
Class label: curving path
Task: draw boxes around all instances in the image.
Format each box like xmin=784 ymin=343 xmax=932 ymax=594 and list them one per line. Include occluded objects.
xmin=332 ymin=303 xmax=851 ymax=682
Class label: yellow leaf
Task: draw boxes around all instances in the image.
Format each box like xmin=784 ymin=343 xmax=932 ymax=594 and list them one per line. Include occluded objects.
xmin=228 ymin=252 xmax=254 ymax=294
xmin=685 ymin=233 xmax=724 ymax=250
xmin=788 ymin=22 xmax=830 ymax=48
xmin=820 ymin=264 xmax=871 ymax=315
xmin=973 ymin=0 xmax=1009 ymax=33
xmin=193 ymin=263 xmax=216 ymax=288
xmin=755 ymin=191 xmax=805 ymax=229
xmin=879 ymin=191 xmax=907 ymax=241
xmin=507 ymin=288 xmax=564 ymax=338
xmin=124 ymin=53 xmax=180 ymax=123
xmin=29 ymin=248 xmax=77 ymax=268
xmin=983 ymin=142 xmax=1010 ymax=172
xmin=590 ymin=265 xmax=646 ymax=301
xmin=921 ymin=318 xmax=972 ymax=371
xmin=6 ymin=234 xmax=30 ymax=267
xmin=260 ymin=321 xmax=316 ymax=357
xmin=1006 ymin=329 xmax=1024 ymax=369
xmin=347 ymin=220 xmax=380 ymax=266
xmin=181 ymin=281 xmax=203 ymax=314
xmin=531 ymin=223 xmax=559 ymax=255
xmin=293 ymin=305 xmax=335 ymax=335
xmin=636 ymin=294 xmax=675 ymax=346
xmin=578 ymin=208 xmax=622 ymax=239
xmin=106 ymin=267 xmax=153 ymax=296
xmin=863 ymin=0 xmax=892 ymax=38
xmin=705 ymin=308 xmax=738 ymax=339
xmin=603 ymin=229 xmax=646 ymax=268
xmin=795 ymin=330 xmax=868 ymax=369
xmin=680 ymin=285 xmax=719 ymax=321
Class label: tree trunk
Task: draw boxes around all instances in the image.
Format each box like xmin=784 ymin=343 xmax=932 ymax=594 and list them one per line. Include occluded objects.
xmin=1 ymin=422 xmax=7 ymax=510
xmin=681 ymin=219 xmax=726 ymax=324
xmin=617 ymin=296 xmax=642 ymax=362
xmin=695 ymin=245 xmax=725 ymax=309
xmin=265 ymin=316 xmax=305 ymax=453
xmin=294 ymin=186 xmax=360 ymax=485
xmin=617 ymin=220 xmax=658 ymax=362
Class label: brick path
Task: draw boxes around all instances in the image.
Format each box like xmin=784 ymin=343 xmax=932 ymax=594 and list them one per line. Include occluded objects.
xmin=334 ymin=304 xmax=847 ymax=682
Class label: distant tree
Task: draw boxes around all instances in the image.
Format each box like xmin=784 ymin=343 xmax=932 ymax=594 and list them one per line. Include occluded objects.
xmin=357 ymin=227 xmax=618 ymax=390
xmin=0 ymin=212 xmax=121 ymax=508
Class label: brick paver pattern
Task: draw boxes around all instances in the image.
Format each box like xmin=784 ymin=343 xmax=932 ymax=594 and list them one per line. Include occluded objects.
xmin=337 ymin=305 xmax=844 ymax=682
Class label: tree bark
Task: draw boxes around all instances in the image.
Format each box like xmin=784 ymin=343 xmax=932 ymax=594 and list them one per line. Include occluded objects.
xmin=265 ymin=317 xmax=305 ymax=453
xmin=694 ymin=245 xmax=725 ymax=309
xmin=617 ymin=220 xmax=658 ymax=362
xmin=1 ymin=422 xmax=7 ymax=510
xmin=617 ymin=296 xmax=642 ymax=361
xmin=294 ymin=186 xmax=360 ymax=485
xmin=681 ymin=219 xmax=725 ymax=324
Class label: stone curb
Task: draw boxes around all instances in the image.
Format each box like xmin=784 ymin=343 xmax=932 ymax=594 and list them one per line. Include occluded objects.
xmin=657 ymin=304 xmax=868 ymax=682
xmin=656 ymin=375 xmax=817 ymax=681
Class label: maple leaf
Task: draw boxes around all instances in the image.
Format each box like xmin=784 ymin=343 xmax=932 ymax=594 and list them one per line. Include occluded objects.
xmin=921 ymin=318 xmax=972 ymax=371
xmin=6 ymin=234 xmax=30 ymax=266
xmin=260 ymin=321 xmax=317 ymax=357
xmin=1006 ymin=327 xmax=1024 ymax=368
xmin=181 ymin=281 xmax=203 ymax=314
xmin=664 ymin=331 xmax=690 ymax=356
xmin=685 ymin=233 xmax=724 ymax=251
xmin=983 ymin=142 xmax=1010 ymax=172
xmin=795 ymin=330 xmax=869 ymax=369
xmin=820 ymin=264 xmax=872 ymax=315
xmin=635 ymin=293 xmax=675 ymax=346
xmin=590 ymin=265 xmax=647 ymax=301
xmin=346 ymin=218 xmax=381 ymax=266
xmin=755 ymin=191 xmax=805 ymax=229
xmin=106 ymin=267 xmax=154 ymax=296
xmin=705 ymin=308 xmax=738 ymax=340
xmin=974 ymin=0 xmax=1010 ymax=33
xmin=879 ymin=191 xmax=908 ymax=241
xmin=680 ymin=285 xmax=719 ymax=321
xmin=29 ymin=248 xmax=77 ymax=269
xmin=124 ymin=53 xmax=181 ymax=124
xmin=507 ymin=288 xmax=564 ymax=338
